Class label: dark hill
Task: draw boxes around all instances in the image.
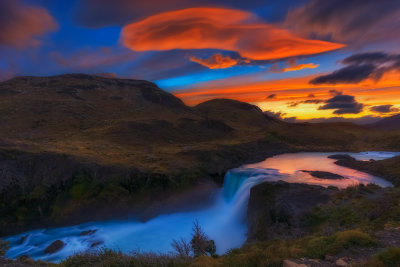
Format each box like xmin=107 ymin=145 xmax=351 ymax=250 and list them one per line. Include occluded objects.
xmin=0 ymin=77 xmax=281 ymax=170
xmin=194 ymin=98 xmax=275 ymax=129
xmin=369 ymin=114 xmax=400 ymax=131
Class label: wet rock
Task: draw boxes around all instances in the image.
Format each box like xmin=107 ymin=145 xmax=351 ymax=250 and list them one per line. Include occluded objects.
xmin=301 ymin=170 xmax=346 ymax=180
xmin=44 ymin=240 xmax=65 ymax=254
xmin=79 ymin=229 xmax=97 ymax=236
xmin=90 ymin=240 xmax=104 ymax=248
xmin=19 ymin=235 xmax=28 ymax=244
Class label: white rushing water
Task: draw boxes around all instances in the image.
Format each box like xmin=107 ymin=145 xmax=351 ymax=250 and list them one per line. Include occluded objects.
xmin=5 ymin=151 xmax=400 ymax=262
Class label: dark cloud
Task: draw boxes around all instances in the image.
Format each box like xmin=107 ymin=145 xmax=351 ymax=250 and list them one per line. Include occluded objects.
xmin=303 ymin=99 xmax=324 ymax=104
xmin=310 ymin=52 xmax=400 ymax=85
xmin=329 ymin=90 xmax=342 ymax=96
xmin=287 ymin=99 xmax=324 ymax=108
xmin=267 ymin=94 xmax=277 ymax=99
xmin=342 ymin=52 xmax=391 ymax=65
xmin=318 ymin=94 xmax=364 ymax=114
xmin=284 ymin=0 xmax=400 ymax=46
xmin=264 ymin=110 xmax=286 ymax=120
xmin=310 ymin=65 xmax=376 ymax=85
xmin=370 ymin=105 xmax=400 ymax=114
xmin=0 ymin=0 xmax=57 ymax=47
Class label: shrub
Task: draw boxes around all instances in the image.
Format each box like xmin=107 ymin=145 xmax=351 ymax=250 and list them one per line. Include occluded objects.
xmin=305 ymin=236 xmax=336 ymax=258
xmin=368 ymin=247 xmax=400 ymax=267
xmin=335 ymin=230 xmax=375 ymax=248
xmin=172 ymin=238 xmax=192 ymax=257
xmin=190 ymin=220 xmax=216 ymax=257
xmin=61 ymin=248 xmax=191 ymax=267
xmin=304 ymin=230 xmax=375 ymax=259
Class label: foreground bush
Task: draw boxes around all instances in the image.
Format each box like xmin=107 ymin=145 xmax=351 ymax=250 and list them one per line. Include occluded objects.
xmin=61 ymin=248 xmax=191 ymax=267
xmin=366 ymin=247 xmax=400 ymax=267
xmin=305 ymin=229 xmax=375 ymax=259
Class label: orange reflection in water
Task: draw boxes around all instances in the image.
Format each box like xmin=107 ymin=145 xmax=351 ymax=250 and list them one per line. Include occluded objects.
xmin=244 ymin=152 xmax=393 ymax=189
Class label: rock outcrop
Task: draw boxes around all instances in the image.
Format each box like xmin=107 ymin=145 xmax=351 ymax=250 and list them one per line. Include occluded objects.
xmin=247 ymin=181 xmax=335 ymax=241
xmin=44 ymin=240 xmax=65 ymax=254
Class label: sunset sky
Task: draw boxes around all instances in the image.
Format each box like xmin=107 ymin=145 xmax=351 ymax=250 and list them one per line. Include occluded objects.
xmin=1 ymin=0 xmax=399 ymax=123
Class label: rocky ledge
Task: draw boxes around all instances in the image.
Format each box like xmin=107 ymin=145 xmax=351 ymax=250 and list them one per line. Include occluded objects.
xmin=247 ymin=181 xmax=336 ymax=241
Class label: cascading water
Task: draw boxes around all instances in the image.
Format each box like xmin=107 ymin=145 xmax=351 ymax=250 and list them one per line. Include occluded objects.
xmin=4 ymin=152 xmax=399 ymax=262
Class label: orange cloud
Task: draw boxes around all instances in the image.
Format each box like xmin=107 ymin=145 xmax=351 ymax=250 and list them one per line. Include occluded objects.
xmin=282 ymin=63 xmax=319 ymax=72
xmin=121 ymin=7 xmax=345 ymax=61
xmin=189 ymin=54 xmax=240 ymax=69
xmin=173 ymin=71 xmax=400 ymax=108
xmin=0 ymin=0 xmax=57 ymax=47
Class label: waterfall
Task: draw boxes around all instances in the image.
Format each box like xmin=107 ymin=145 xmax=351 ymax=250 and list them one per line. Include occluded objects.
xmin=5 ymin=152 xmax=396 ymax=262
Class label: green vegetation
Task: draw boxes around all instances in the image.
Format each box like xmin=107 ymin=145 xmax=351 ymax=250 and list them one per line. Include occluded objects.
xmin=61 ymin=249 xmax=191 ymax=267
xmin=0 ymin=167 xmax=212 ymax=235
xmin=367 ymin=247 xmax=400 ymax=267
xmin=304 ymin=230 xmax=375 ymax=258
xmin=304 ymin=184 xmax=400 ymax=233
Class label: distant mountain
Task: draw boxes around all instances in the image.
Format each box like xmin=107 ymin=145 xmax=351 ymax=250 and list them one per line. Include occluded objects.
xmin=195 ymin=98 xmax=276 ymax=129
xmin=0 ymin=74 xmax=276 ymax=169
xmin=369 ymin=114 xmax=400 ymax=131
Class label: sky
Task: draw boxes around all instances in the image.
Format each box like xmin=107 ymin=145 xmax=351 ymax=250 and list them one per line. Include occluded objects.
xmin=1 ymin=0 xmax=400 ymax=123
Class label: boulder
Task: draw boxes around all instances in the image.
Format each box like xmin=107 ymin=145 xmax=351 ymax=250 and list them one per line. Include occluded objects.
xmin=44 ymin=240 xmax=65 ymax=254
xmin=90 ymin=240 xmax=104 ymax=248
xmin=301 ymin=170 xmax=346 ymax=180
xmin=79 ymin=229 xmax=97 ymax=236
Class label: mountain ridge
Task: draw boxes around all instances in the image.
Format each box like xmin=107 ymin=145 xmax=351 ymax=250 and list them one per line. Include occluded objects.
xmin=369 ymin=114 xmax=400 ymax=131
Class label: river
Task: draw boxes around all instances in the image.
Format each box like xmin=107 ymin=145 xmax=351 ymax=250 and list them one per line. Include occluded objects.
xmin=5 ymin=151 xmax=399 ymax=262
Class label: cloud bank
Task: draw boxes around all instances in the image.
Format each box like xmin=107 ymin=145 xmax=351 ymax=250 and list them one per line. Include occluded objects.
xmin=284 ymin=0 xmax=400 ymax=46
xmin=121 ymin=7 xmax=344 ymax=62
xmin=310 ymin=52 xmax=400 ymax=85
xmin=318 ymin=93 xmax=364 ymax=115
xmin=0 ymin=0 xmax=57 ymax=48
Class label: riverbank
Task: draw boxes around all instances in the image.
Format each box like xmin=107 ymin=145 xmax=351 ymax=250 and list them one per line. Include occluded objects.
xmin=330 ymin=154 xmax=400 ymax=187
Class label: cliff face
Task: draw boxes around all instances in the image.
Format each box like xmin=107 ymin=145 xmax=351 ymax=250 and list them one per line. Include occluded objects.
xmin=247 ymin=181 xmax=334 ymax=241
